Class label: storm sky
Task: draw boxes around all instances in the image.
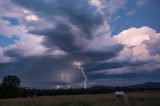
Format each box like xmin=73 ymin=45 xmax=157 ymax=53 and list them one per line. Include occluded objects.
xmin=0 ymin=0 xmax=160 ymax=88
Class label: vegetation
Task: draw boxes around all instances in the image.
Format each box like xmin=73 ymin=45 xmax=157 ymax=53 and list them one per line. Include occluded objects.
xmin=0 ymin=75 xmax=22 ymax=98
xmin=0 ymin=92 xmax=160 ymax=106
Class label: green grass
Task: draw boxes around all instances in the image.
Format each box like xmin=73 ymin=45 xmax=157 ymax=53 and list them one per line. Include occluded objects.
xmin=0 ymin=91 xmax=160 ymax=106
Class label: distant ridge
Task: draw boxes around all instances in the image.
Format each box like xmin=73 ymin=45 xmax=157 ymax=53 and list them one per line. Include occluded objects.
xmin=89 ymin=85 xmax=113 ymax=90
xmin=89 ymin=82 xmax=160 ymax=90
xmin=128 ymin=82 xmax=160 ymax=89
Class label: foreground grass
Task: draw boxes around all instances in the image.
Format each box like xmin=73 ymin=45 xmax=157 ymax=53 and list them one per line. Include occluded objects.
xmin=0 ymin=91 xmax=160 ymax=106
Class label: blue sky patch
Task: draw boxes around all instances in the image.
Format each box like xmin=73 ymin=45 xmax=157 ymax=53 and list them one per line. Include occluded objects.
xmin=2 ymin=17 xmax=19 ymax=26
xmin=0 ymin=34 xmax=19 ymax=47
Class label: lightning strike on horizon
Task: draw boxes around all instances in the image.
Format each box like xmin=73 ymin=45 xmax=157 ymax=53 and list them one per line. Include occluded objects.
xmin=56 ymin=73 xmax=64 ymax=89
xmin=74 ymin=61 xmax=88 ymax=89
xmin=67 ymin=75 xmax=71 ymax=89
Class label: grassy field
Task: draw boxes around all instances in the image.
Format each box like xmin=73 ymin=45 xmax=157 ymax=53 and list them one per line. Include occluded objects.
xmin=0 ymin=91 xmax=160 ymax=106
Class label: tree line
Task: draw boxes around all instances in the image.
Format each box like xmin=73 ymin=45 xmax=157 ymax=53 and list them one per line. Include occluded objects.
xmin=0 ymin=75 xmax=160 ymax=98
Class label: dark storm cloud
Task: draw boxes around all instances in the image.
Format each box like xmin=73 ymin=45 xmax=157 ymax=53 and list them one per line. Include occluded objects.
xmin=32 ymin=24 xmax=81 ymax=52
xmin=88 ymin=70 xmax=160 ymax=86
xmin=86 ymin=59 xmax=149 ymax=72
xmin=0 ymin=55 xmax=75 ymax=76
xmin=13 ymin=0 xmax=103 ymax=34
xmin=0 ymin=0 xmax=124 ymax=88
xmin=12 ymin=0 xmax=122 ymax=60
xmin=0 ymin=0 xmax=159 ymax=88
xmin=0 ymin=55 xmax=77 ymax=87
xmin=40 ymin=80 xmax=69 ymax=85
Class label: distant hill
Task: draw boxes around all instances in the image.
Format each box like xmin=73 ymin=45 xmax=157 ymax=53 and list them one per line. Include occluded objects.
xmin=89 ymin=85 xmax=113 ymax=90
xmin=89 ymin=82 xmax=160 ymax=90
xmin=128 ymin=82 xmax=160 ymax=89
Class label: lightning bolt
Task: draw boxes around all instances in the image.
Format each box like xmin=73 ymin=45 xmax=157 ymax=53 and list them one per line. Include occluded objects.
xmin=56 ymin=73 xmax=64 ymax=89
xmin=67 ymin=75 xmax=71 ymax=89
xmin=79 ymin=64 xmax=87 ymax=88
xmin=74 ymin=61 xmax=88 ymax=89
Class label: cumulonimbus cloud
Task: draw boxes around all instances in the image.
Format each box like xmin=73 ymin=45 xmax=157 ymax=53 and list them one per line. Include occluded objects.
xmin=0 ymin=0 xmax=159 ymax=88
xmin=90 ymin=26 xmax=160 ymax=75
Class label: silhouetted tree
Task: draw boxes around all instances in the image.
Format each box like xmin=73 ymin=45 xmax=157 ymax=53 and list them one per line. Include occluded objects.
xmin=1 ymin=75 xmax=20 ymax=88
xmin=0 ymin=75 xmax=21 ymax=98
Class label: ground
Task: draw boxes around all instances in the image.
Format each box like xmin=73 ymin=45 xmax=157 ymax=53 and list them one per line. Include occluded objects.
xmin=0 ymin=91 xmax=160 ymax=106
